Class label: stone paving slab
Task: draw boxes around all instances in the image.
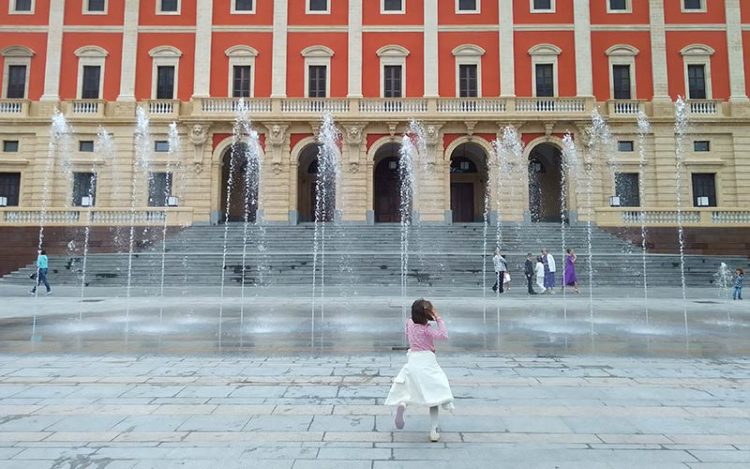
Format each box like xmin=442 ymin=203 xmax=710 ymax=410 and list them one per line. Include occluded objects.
xmin=0 ymin=353 xmax=749 ymax=467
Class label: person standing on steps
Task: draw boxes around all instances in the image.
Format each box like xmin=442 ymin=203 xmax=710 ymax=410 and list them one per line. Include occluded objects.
xmin=30 ymin=249 xmax=51 ymax=295
xmin=524 ymin=253 xmax=537 ymax=295
xmin=492 ymin=249 xmax=508 ymax=293
xmin=733 ymin=268 xmax=744 ymax=300
xmin=543 ymin=248 xmax=556 ymax=294
xmin=535 ymin=256 xmax=546 ymax=294
xmin=563 ymin=248 xmax=580 ymax=294
xmin=385 ymin=299 xmax=454 ymax=443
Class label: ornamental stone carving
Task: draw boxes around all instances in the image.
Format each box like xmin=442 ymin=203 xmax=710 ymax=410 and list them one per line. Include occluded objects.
xmin=423 ymin=123 xmax=443 ymax=147
xmin=343 ymin=123 xmax=366 ymax=146
xmin=267 ymin=123 xmax=289 ymax=147
xmin=348 ymin=161 xmax=360 ymax=173
xmin=189 ymin=123 xmax=210 ymax=166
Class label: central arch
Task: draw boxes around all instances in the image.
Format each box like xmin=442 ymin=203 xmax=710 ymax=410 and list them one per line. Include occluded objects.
xmin=373 ymin=142 xmax=402 ymax=223
xmin=449 ymin=142 xmax=488 ymax=223
xmin=527 ymin=142 xmax=563 ymax=223
xmin=297 ymin=142 xmax=336 ymax=223
xmin=220 ymin=143 xmax=259 ymax=223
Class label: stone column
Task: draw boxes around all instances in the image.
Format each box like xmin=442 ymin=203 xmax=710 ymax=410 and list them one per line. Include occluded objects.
xmin=341 ymin=123 xmax=367 ymax=222
xmin=725 ymin=0 xmax=750 ymax=115
xmin=649 ymin=0 xmax=672 ymax=115
xmin=264 ymin=123 xmax=291 ymax=223
xmin=348 ymin=0 xmax=363 ymax=98
xmin=271 ymin=0 xmax=289 ymax=98
xmin=652 ymin=123 xmax=679 ymax=206
xmin=118 ymin=0 xmax=140 ymax=102
xmin=192 ymin=0 xmax=213 ymax=98
xmin=420 ymin=123 xmax=444 ymax=222
xmin=40 ymin=0 xmax=66 ymax=101
xmin=423 ymin=0 xmax=438 ymax=97
xmin=498 ymin=0 xmax=515 ymax=96
xmin=573 ymin=0 xmax=593 ymax=97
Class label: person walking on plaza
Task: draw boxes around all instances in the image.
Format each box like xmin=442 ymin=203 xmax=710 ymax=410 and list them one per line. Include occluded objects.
xmin=733 ymin=268 xmax=744 ymax=300
xmin=563 ymin=248 xmax=580 ymax=294
xmin=543 ymin=248 xmax=556 ymax=294
xmin=492 ymin=249 xmax=508 ymax=293
xmin=535 ymin=256 xmax=546 ymax=294
xmin=385 ymin=299 xmax=454 ymax=443
xmin=30 ymin=249 xmax=51 ymax=295
xmin=524 ymin=253 xmax=537 ymax=295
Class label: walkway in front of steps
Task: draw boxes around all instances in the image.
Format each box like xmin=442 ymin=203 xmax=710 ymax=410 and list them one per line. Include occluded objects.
xmin=0 ymin=353 xmax=749 ymax=468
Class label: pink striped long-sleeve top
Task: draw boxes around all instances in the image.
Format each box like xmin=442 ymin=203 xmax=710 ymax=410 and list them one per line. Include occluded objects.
xmin=406 ymin=318 xmax=448 ymax=352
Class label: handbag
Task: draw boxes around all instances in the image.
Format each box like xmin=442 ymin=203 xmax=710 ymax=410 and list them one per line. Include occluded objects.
xmin=503 ymin=272 xmax=511 ymax=283
xmin=29 ymin=272 xmax=37 ymax=280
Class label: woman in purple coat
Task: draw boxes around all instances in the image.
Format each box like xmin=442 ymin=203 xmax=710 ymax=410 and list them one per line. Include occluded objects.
xmin=563 ymin=248 xmax=580 ymax=294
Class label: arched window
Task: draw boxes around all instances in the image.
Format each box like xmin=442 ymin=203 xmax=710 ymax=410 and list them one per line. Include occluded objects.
xmin=225 ymin=46 xmax=258 ymax=98
xmin=1 ymin=46 xmax=34 ymax=99
xmin=605 ymin=45 xmax=639 ymax=100
xmin=75 ymin=46 xmax=108 ymax=99
xmin=149 ymin=46 xmax=182 ymax=99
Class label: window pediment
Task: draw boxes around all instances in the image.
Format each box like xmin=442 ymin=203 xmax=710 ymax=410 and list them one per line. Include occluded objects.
xmin=1 ymin=45 xmax=35 ymax=58
xmin=149 ymin=46 xmax=183 ymax=58
xmin=301 ymin=45 xmax=334 ymax=58
xmin=225 ymin=45 xmax=259 ymax=58
xmin=680 ymin=44 xmax=715 ymax=57
xmin=605 ymin=44 xmax=639 ymax=57
xmin=376 ymin=45 xmax=410 ymax=58
xmin=75 ymin=46 xmax=109 ymax=58
xmin=452 ymin=44 xmax=485 ymax=57
xmin=528 ymin=43 xmax=562 ymax=57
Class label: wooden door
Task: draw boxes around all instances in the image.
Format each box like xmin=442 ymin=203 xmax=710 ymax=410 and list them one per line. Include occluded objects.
xmin=451 ymin=182 xmax=474 ymax=222
xmin=374 ymin=158 xmax=401 ymax=222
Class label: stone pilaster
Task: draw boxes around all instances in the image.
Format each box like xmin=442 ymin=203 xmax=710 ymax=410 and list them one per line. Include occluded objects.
xmin=341 ymin=123 xmax=367 ymax=222
xmin=649 ymin=0 xmax=672 ymax=115
xmin=40 ymin=0 xmax=66 ymax=101
xmin=423 ymin=0 xmax=438 ymax=97
xmin=192 ymin=0 xmax=214 ymax=98
xmin=263 ymin=123 xmax=291 ymax=222
xmin=725 ymin=0 xmax=750 ymax=116
xmin=498 ymin=0 xmax=515 ymax=97
xmin=348 ymin=0 xmax=363 ymax=98
xmin=573 ymin=0 xmax=593 ymax=97
xmin=118 ymin=0 xmax=140 ymax=102
xmin=271 ymin=0 xmax=289 ymax=98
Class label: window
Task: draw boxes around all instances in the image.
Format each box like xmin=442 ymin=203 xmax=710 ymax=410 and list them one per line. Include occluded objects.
xmin=458 ymin=65 xmax=478 ymax=98
xmin=608 ymin=0 xmax=629 ymax=12
xmin=382 ymin=0 xmax=404 ymax=13
xmin=232 ymin=66 xmax=252 ymax=97
xmin=457 ymin=0 xmax=479 ymax=13
xmin=79 ymin=140 xmax=94 ymax=152
xmin=308 ymin=0 xmax=328 ymax=13
xmin=615 ymin=173 xmax=640 ymax=207
xmin=377 ymin=45 xmax=408 ymax=99
xmin=5 ymin=65 xmax=26 ymax=99
xmin=80 ymin=65 xmax=101 ymax=99
xmin=233 ymin=0 xmax=254 ymax=13
xmin=691 ymin=173 xmax=716 ymax=207
xmin=535 ymin=64 xmax=554 ymax=97
xmin=0 ymin=173 xmax=21 ymax=206
xmin=694 ymin=140 xmax=710 ymax=152
xmin=687 ymin=64 xmax=706 ymax=100
xmin=3 ymin=140 xmax=19 ymax=152
xmin=159 ymin=0 xmax=179 ymax=13
xmin=383 ymin=65 xmax=402 ymax=98
xmin=156 ymin=66 xmax=175 ymax=99
xmin=531 ymin=0 xmax=554 ymax=12
xmin=85 ymin=0 xmax=106 ymax=13
xmin=72 ymin=172 xmax=96 ymax=207
xmin=612 ymin=64 xmax=631 ymax=100
xmin=148 ymin=172 xmax=173 ymax=207
xmin=308 ymin=65 xmax=327 ymax=98
xmin=683 ymin=0 xmax=704 ymax=11
xmin=617 ymin=140 xmax=634 ymax=152
xmin=11 ymin=0 xmax=33 ymax=13
xmin=154 ymin=140 xmax=170 ymax=152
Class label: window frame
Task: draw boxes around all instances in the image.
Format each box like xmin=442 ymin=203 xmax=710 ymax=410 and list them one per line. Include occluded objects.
xmin=606 ymin=45 xmax=638 ymax=101
xmin=377 ymin=45 xmax=409 ymax=98
xmin=0 ymin=172 xmax=21 ymax=206
xmin=530 ymin=0 xmax=555 ymax=13
xmin=693 ymin=140 xmax=711 ymax=152
xmin=83 ymin=0 xmax=108 ymax=15
xmin=614 ymin=172 xmax=641 ymax=207
xmin=306 ymin=0 xmax=330 ymax=14
xmin=9 ymin=0 xmax=34 ymax=14
xmin=681 ymin=44 xmax=713 ymax=100
xmin=154 ymin=140 xmax=171 ymax=153
xmin=149 ymin=46 xmax=182 ymax=100
xmin=302 ymin=46 xmax=333 ymax=98
xmin=231 ymin=0 xmax=255 ymax=14
xmin=78 ymin=140 xmax=95 ymax=152
xmin=455 ymin=0 xmax=480 ymax=14
xmin=156 ymin=0 xmax=181 ymax=15
xmin=3 ymin=140 xmax=19 ymax=152
xmin=690 ymin=172 xmax=717 ymax=207
xmin=75 ymin=46 xmax=107 ymax=100
xmin=381 ymin=0 xmax=405 ymax=14
xmin=529 ymin=44 xmax=560 ymax=97
xmin=72 ymin=171 xmax=97 ymax=207
xmin=148 ymin=172 xmax=173 ymax=207
xmin=1 ymin=46 xmax=33 ymax=99
xmin=606 ymin=0 xmax=631 ymax=14
xmin=225 ymin=45 xmax=257 ymax=98
xmin=681 ymin=0 xmax=706 ymax=13
xmin=452 ymin=44 xmax=484 ymax=98
xmin=617 ymin=140 xmax=635 ymax=152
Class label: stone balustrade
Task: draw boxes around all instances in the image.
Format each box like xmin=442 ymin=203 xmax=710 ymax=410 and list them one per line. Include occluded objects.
xmin=596 ymin=208 xmax=750 ymax=227
xmin=0 ymin=208 xmax=194 ymax=227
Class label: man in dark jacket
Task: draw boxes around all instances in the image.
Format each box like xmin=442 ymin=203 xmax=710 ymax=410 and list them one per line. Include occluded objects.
xmin=524 ymin=253 xmax=537 ymax=295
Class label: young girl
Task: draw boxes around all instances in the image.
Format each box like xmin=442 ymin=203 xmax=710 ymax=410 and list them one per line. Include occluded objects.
xmin=385 ymin=299 xmax=454 ymax=442
xmin=733 ymin=268 xmax=744 ymax=300
xmin=535 ymin=256 xmax=546 ymax=294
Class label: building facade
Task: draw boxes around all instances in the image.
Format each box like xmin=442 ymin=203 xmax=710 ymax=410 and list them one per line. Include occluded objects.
xmin=1 ymin=0 xmax=750 ymax=228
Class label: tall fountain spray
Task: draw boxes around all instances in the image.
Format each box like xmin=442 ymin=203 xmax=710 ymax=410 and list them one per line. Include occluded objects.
xmin=637 ymin=111 xmax=651 ymax=324
xmin=37 ymin=112 xmax=72 ymax=256
xmin=311 ymin=113 xmax=341 ymax=341
xmin=157 ymin=122 xmax=180 ymax=320
xmin=127 ymin=107 xmax=152 ymax=332
xmin=560 ymin=133 xmax=579 ymax=321
xmin=674 ymin=97 xmax=690 ymax=340
xmin=399 ymin=126 xmax=419 ymax=326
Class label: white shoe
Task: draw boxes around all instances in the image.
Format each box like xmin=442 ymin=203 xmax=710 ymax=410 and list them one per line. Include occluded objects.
xmin=429 ymin=430 xmax=440 ymax=442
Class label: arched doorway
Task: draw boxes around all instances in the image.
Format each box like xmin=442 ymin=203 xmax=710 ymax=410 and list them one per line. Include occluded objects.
xmin=449 ymin=142 xmax=487 ymax=223
xmin=297 ymin=143 xmax=335 ymax=223
xmin=220 ymin=143 xmax=258 ymax=223
xmin=528 ymin=143 xmax=562 ymax=223
xmin=373 ymin=142 xmax=402 ymax=223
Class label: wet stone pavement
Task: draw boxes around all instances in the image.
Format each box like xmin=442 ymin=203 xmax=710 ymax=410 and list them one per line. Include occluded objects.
xmin=0 ymin=353 xmax=749 ymax=468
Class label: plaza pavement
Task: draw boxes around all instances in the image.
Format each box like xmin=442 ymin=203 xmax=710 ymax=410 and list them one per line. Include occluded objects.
xmin=0 ymin=353 xmax=749 ymax=468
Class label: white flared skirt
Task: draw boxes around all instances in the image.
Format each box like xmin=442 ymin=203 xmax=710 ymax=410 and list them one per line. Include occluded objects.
xmin=384 ymin=350 xmax=455 ymax=409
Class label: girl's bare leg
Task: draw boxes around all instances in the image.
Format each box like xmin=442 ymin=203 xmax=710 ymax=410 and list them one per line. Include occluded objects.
xmin=395 ymin=403 xmax=406 ymax=429
xmin=429 ymin=406 xmax=439 ymax=442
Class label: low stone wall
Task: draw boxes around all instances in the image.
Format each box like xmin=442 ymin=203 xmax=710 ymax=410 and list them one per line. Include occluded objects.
xmin=0 ymin=226 xmax=182 ymax=277
xmin=602 ymin=227 xmax=750 ymax=257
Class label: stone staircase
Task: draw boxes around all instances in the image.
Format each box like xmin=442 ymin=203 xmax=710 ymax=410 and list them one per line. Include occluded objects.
xmin=2 ymin=223 xmax=747 ymax=288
